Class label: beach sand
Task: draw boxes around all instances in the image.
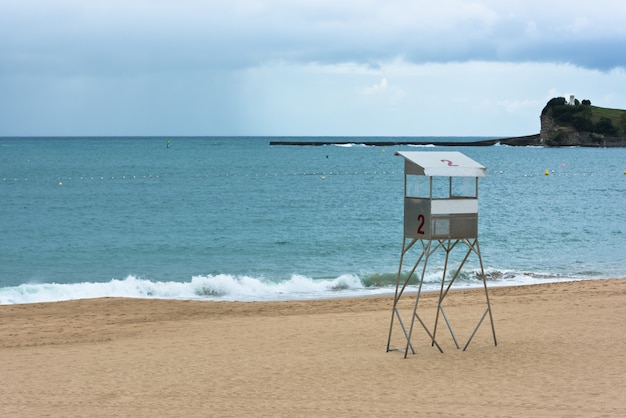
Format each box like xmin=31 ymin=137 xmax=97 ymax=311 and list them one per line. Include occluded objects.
xmin=1 ymin=278 xmax=625 ymax=417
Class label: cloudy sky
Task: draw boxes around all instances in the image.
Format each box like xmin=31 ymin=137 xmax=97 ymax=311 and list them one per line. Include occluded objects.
xmin=1 ymin=0 xmax=625 ymax=137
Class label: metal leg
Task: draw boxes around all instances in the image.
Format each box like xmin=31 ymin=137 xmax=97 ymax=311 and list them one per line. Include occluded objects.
xmin=404 ymin=240 xmax=433 ymax=358
xmin=388 ymin=238 xmax=423 ymax=353
xmin=431 ymin=240 xmax=451 ymax=347
xmin=387 ymin=237 xmax=407 ymax=352
xmin=439 ymin=306 xmax=459 ymax=349
xmin=389 ymin=237 xmax=496 ymax=355
xmin=476 ymin=239 xmax=497 ymax=347
xmin=463 ymin=308 xmax=489 ymax=351
xmin=413 ymin=311 xmax=443 ymax=353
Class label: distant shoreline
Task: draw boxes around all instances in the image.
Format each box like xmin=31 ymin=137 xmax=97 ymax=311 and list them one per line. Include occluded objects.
xmin=269 ymin=134 xmax=541 ymax=146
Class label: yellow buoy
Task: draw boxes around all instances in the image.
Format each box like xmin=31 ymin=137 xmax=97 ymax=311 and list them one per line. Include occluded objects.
xmin=544 ymin=170 xmax=549 ymax=176
xmin=321 ymin=176 xmax=325 ymax=180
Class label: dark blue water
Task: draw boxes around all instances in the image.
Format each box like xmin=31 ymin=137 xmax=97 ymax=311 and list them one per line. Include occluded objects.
xmin=1 ymin=137 xmax=625 ymax=303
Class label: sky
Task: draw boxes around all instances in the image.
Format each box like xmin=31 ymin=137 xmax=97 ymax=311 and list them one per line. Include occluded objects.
xmin=1 ymin=0 xmax=625 ymax=137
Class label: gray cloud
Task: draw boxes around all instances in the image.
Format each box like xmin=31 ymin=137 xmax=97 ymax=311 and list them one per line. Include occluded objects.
xmin=2 ymin=0 xmax=625 ymax=76
xmin=1 ymin=1 xmax=625 ymax=135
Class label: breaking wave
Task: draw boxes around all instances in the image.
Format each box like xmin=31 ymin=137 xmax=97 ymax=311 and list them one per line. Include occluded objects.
xmin=0 ymin=268 xmax=583 ymax=305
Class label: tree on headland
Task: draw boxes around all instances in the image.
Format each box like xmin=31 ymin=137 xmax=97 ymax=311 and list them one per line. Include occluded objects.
xmin=541 ymin=97 xmax=626 ymax=146
xmin=542 ymin=97 xmax=621 ymax=135
xmin=543 ymin=97 xmax=567 ymax=112
xmin=595 ymin=117 xmax=617 ymax=136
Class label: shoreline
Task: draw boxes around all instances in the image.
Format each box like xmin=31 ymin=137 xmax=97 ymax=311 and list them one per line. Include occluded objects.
xmin=1 ymin=278 xmax=625 ymax=416
xmin=0 ymin=277 xmax=604 ymax=307
xmin=0 ymin=274 xmax=614 ymax=307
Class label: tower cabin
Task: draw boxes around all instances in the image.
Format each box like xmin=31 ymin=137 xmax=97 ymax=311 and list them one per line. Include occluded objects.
xmin=394 ymin=151 xmax=486 ymax=241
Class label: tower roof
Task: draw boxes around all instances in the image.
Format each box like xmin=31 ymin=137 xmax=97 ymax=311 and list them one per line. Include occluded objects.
xmin=395 ymin=151 xmax=486 ymax=177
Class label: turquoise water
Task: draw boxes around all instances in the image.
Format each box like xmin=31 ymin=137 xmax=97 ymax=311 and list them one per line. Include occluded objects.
xmin=1 ymin=137 xmax=625 ymax=303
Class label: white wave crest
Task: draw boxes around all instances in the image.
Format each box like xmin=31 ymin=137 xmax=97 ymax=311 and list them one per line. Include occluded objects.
xmin=0 ymin=274 xmax=372 ymax=305
xmin=0 ymin=269 xmax=584 ymax=305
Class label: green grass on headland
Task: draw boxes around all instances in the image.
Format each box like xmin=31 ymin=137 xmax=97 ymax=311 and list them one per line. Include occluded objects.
xmin=543 ymin=97 xmax=626 ymax=137
xmin=589 ymin=105 xmax=626 ymax=133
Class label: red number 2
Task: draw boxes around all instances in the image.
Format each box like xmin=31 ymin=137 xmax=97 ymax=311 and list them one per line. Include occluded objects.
xmin=417 ymin=214 xmax=425 ymax=235
xmin=441 ymin=159 xmax=458 ymax=166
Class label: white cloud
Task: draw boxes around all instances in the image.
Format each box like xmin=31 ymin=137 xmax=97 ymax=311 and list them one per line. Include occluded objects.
xmin=361 ymin=78 xmax=388 ymax=95
xmin=360 ymin=77 xmax=389 ymax=96
xmin=358 ymin=77 xmax=407 ymax=108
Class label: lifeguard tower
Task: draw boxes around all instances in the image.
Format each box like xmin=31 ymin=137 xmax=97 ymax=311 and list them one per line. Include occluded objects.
xmin=386 ymin=151 xmax=496 ymax=357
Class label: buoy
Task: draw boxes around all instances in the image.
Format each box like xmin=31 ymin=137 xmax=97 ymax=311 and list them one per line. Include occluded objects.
xmin=58 ymin=182 xmax=63 ymax=186
xmin=321 ymin=176 xmax=325 ymax=180
xmin=381 ymin=149 xmax=385 ymax=152
xmin=544 ymin=170 xmax=549 ymax=176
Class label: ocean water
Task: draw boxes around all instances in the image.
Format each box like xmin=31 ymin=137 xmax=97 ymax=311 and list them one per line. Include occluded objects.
xmin=1 ymin=137 xmax=625 ymax=304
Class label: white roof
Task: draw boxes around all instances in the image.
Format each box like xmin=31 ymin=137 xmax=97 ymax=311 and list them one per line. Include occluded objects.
xmin=395 ymin=151 xmax=486 ymax=177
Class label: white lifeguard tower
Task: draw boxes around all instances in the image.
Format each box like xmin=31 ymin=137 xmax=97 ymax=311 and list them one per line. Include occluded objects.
xmin=386 ymin=151 xmax=497 ymax=357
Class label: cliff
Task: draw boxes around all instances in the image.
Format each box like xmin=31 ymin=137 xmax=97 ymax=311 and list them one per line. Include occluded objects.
xmin=539 ymin=97 xmax=626 ymax=147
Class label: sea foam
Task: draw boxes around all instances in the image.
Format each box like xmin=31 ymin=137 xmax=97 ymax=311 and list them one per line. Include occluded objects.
xmin=0 ymin=268 xmax=581 ymax=305
xmin=0 ymin=274 xmax=376 ymax=305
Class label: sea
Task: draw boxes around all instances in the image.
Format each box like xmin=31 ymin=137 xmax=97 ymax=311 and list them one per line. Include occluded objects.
xmin=1 ymin=137 xmax=625 ymax=305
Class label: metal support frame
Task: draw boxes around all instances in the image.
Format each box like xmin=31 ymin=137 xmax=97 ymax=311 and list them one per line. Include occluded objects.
xmin=386 ymin=237 xmax=497 ymax=357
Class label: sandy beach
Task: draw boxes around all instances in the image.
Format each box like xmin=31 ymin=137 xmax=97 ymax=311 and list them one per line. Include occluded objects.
xmin=1 ymin=278 xmax=625 ymax=417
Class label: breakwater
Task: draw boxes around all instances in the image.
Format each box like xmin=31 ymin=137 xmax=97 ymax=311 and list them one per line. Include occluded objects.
xmin=269 ymin=134 xmax=541 ymax=146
